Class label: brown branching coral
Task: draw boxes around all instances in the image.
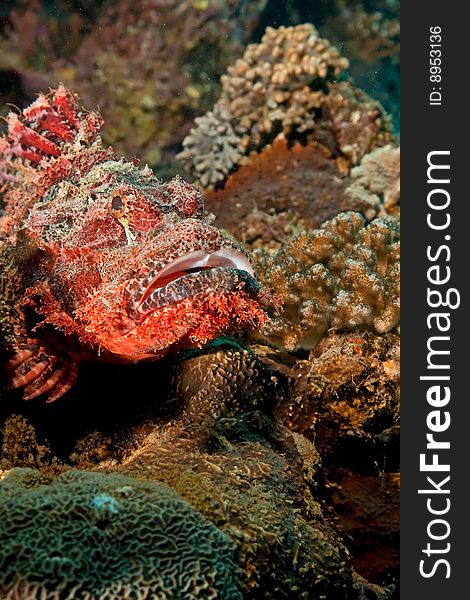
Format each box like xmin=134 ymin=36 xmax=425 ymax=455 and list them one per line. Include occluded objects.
xmin=219 ymin=23 xmax=348 ymax=139
xmin=179 ymin=23 xmax=393 ymax=188
xmin=180 ymin=104 xmax=247 ymax=189
xmin=346 ymin=145 xmax=400 ymax=219
xmin=179 ymin=23 xmax=349 ymax=186
xmin=0 ymin=469 xmax=242 ymax=599
xmin=252 ymin=211 xmax=400 ymax=351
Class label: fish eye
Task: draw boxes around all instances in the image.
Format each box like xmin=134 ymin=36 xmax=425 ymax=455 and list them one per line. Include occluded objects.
xmin=109 ymin=193 xmax=127 ymax=218
xmin=112 ymin=195 xmax=123 ymax=211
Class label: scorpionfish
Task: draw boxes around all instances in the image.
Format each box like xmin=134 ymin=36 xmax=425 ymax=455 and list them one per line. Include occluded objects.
xmin=0 ymin=85 xmax=266 ymax=402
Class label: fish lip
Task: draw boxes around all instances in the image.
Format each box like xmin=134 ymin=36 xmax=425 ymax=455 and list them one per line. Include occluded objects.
xmin=133 ymin=247 xmax=257 ymax=313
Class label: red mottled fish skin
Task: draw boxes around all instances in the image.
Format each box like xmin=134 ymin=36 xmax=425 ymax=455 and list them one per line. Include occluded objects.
xmin=0 ymin=85 xmax=266 ymax=402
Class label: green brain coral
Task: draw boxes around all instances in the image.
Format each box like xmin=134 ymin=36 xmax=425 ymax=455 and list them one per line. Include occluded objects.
xmin=0 ymin=468 xmax=242 ymax=600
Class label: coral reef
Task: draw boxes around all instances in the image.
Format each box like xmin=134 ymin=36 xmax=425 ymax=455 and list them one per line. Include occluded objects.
xmin=178 ymin=23 xmax=346 ymax=186
xmin=217 ymin=1 xmax=400 ymax=132
xmin=203 ymin=138 xmax=399 ymax=252
xmin=0 ymin=0 xmax=268 ymax=171
xmin=346 ymin=145 xmax=400 ymax=219
xmin=0 ymin=5 xmax=400 ymax=597
xmin=0 ymin=468 xmax=242 ymax=599
xmin=0 ymin=414 xmax=54 ymax=471
xmin=252 ymin=211 xmax=400 ymax=351
xmin=122 ymin=425 xmax=356 ymax=599
xmin=260 ymin=329 xmax=399 ymax=587
xmin=116 ymin=347 xmax=357 ymax=599
xmin=217 ymin=22 xmax=348 ymax=140
xmin=179 ymin=23 xmax=393 ymax=187
xmin=0 ymin=345 xmax=378 ymax=599
xmin=0 ymin=342 xmax=392 ymax=600
xmin=0 ymin=336 xmax=397 ymax=595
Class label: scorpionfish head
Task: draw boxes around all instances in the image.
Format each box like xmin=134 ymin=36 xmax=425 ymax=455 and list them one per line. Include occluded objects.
xmin=23 ymin=161 xmax=266 ymax=360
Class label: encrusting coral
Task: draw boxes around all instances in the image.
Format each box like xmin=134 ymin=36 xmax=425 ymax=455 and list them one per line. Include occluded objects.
xmin=252 ymin=211 xmax=400 ymax=351
xmin=0 ymin=468 xmax=242 ymax=599
xmin=178 ymin=23 xmax=393 ymax=187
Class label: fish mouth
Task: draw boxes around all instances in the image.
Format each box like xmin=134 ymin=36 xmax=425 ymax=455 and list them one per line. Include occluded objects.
xmin=134 ymin=247 xmax=259 ymax=314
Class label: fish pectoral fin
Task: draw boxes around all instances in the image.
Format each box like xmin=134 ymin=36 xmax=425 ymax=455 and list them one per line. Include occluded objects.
xmin=5 ymin=342 xmax=78 ymax=402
